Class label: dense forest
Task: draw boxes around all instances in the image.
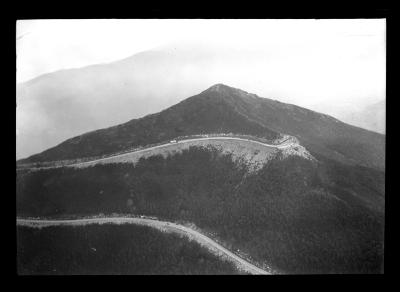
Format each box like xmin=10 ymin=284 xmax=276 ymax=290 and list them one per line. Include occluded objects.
xmin=17 ymin=224 xmax=242 ymax=275
xmin=17 ymin=146 xmax=384 ymax=274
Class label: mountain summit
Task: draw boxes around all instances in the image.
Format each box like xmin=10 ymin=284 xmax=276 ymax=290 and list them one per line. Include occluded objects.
xmin=202 ymin=83 xmax=259 ymax=99
xmin=203 ymin=83 xmax=245 ymax=94
xmin=203 ymin=83 xmax=228 ymax=92
xmin=19 ymin=84 xmax=385 ymax=171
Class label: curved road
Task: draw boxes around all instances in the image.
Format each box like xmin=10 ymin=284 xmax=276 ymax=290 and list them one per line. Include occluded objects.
xmin=20 ymin=136 xmax=294 ymax=170
xmin=73 ymin=136 xmax=292 ymax=167
xmin=17 ymin=216 xmax=270 ymax=275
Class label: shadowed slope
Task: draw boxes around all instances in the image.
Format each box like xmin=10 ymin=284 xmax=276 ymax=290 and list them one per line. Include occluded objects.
xmin=17 ymin=224 xmax=244 ymax=275
xmin=17 ymin=146 xmax=384 ymax=273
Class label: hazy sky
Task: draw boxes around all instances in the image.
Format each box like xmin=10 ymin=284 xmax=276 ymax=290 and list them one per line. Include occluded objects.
xmin=17 ymin=19 xmax=386 ymax=90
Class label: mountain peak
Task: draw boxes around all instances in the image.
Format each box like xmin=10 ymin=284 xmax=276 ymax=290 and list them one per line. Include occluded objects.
xmin=204 ymin=83 xmax=233 ymax=92
xmin=208 ymin=83 xmax=230 ymax=89
xmin=203 ymin=83 xmax=255 ymax=98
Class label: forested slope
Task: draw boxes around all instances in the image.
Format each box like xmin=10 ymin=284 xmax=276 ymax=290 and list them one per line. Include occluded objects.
xmin=17 ymin=146 xmax=384 ymax=273
xmin=17 ymin=224 xmax=242 ymax=275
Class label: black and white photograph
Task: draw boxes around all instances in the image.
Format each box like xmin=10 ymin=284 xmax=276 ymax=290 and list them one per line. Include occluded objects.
xmin=16 ymin=18 xmax=386 ymax=275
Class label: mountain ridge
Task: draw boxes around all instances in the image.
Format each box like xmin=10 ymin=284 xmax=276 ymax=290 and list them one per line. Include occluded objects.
xmin=19 ymin=84 xmax=385 ymax=171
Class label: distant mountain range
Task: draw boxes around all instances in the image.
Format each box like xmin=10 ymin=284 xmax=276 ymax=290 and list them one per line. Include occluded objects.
xmin=342 ymin=100 xmax=385 ymax=134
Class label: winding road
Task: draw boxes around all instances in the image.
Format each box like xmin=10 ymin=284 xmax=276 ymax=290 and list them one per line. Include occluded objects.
xmin=17 ymin=216 xmax=271 ymax=275
xmin=19 ymin=136 xmax=295 ymax=170
xmin=71 ymin=136 xmax=293 ymax=168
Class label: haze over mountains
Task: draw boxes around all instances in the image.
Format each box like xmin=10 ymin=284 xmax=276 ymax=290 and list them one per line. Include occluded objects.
xmin=343 ymin=100 xmax=385 ymax=134
xmin=17 ymin=43 xmax=385 ymax=159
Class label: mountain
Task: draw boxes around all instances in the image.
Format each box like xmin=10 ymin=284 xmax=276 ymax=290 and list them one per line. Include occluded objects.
xmin=342 ymin=100 xmax=385 ymax=134
xmin=17 ymin=45 xmax=262 ymax=159
xmin=17 ymin=84 xmax=385 ymax=274
xmin=20 ymin=84 xmax=385 ymax=171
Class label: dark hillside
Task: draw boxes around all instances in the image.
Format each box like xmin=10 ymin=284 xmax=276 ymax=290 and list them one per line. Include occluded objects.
xmin=17 ymin=146 xmax=384 ymax=273
xmin=201 ymin=84 xmax=385 ymax=170
xmin=17 ymin=224 xmax=242 ymax=275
